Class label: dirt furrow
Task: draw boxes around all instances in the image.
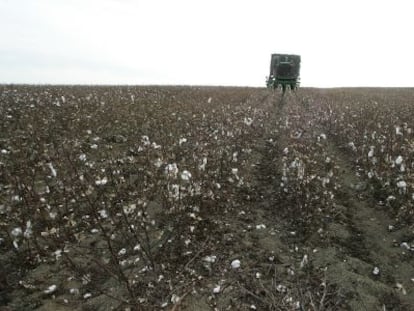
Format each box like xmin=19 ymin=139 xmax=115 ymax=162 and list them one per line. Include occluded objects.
xmin=311 ymin=141 xmax=414 ymax=310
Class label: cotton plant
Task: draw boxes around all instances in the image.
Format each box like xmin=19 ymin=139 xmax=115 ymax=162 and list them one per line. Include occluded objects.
xmin=319 ymin=92 xmax=414 ymax=222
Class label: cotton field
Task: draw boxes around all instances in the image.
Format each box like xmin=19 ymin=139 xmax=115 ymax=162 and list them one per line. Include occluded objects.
xmin=0 ymin=85 xmax=413 ymax=310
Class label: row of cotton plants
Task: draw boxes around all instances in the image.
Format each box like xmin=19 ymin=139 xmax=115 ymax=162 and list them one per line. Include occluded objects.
xmin=263 ymin=96 xmax=340 ymax=238
xmin=0 ymin=85 xmax=272 ymax=309
xmin=316 ymin=89 xmax=414 ymax=223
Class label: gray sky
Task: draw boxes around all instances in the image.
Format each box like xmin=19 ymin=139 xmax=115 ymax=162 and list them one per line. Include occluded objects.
xmin=1 ymin=0 xmax=413 ymax=87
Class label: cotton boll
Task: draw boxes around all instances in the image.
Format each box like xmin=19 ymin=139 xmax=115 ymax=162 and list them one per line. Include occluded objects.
xmin=397 ymin=180 xmax=407 ymax=188
xmin=300 ymin=254 xmax=308 ymax=269
xmin=70 ymin=288 xmax=80 ymax=295
xmin=198 ymin=157 xmax=207 ymax=171
xmin=165 ymin=163 xmax=179 ymax=178
xmin=141 ymin=135 xmax=150 ymax=146
xmin=397 ymin=180 xmax=407 ymax=193
xmin=322 ymin=177 xmax=330 ymax=187
xmin=84 ymin=293 xmax=92 ymax=299
xmin=368 ymin=146 xmax=374 ymax=158
xmin=98 ymin=209 xmax=108 ymax=219
xmin=44 ymin=284 xmax=57 ymax=294
xmin=244 ymin=117 xmax=253 ymax=126
xmin=396 ymin=283 xmax=407 ymax=295
xmin=95 ymin=177 xmax=108 ymax=186
xmin=232 ymin=152 xmax=238 ymax=162
xmin=202 ymin=255 xmax=217 ymax=263
xmin=154 ymin=158 xmax=163 ymax=167
xmin=11 ymin=227 xmax=23 ymax=237
xmin=47 ymin=163 xmax=57 ymax=177
xmin=213 ymin=285 xmax=221 ymax=294
xmin=231 ymin=259 xmax=241 ymax=269
xmin=171 ymin=294 xmax=180 ymax=303
xmin=24 ymin=221 xmax=33 ymax=238
xmin=395 ymin=155 xmax=403 ymax=166
xmin=181 ymin=170 xmax=192 ymax=181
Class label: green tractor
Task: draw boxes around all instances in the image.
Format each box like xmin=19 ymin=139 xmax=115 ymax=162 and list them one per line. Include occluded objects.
xmin=266 ymin=54 xmax=301 ymax=94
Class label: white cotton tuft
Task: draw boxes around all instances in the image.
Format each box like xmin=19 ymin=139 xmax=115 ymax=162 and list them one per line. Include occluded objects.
xmin=244 ymin=117 xmax=253 ymax=126
xmin=231 ymin=259 xmax=241 ymax=269
xmin=368 ymin=147 xmax=374 ymax=158
xmin=166 ymin=163 xmax=179 ymax=178
xmin=180 ymin=170 xmax=192 ymax=181
xmin=24 ymin=221 xmax=33 ymax=238
xmin=47 ymin=163 xmax=57 ymax=177
xmin=199 ymin=157 xmax=207 ymax=171
xmin=171 ymin=294 xmax=180 ymax=303
xmin=11 ymin=227 xmax=23 ymax=237
xmin=395 ymin=155 xmax=403 ymax=165
xmin=397 ymin=180 xmax=407 ymax=188
xmin=300 ymin=254 xmax=308 ymax=269
xmin=44 ymin=284 xmax=57 ymax=294
xmin=154 ymin=158 xmax=163 ymax=167
xmin=98 ymin=209 xmax=108 ymax=218
xmin=95 ymin=177 xmax=108 ymax=186
xmin=203 ymin=255 xmax=217 ymax=263
xmin=84 ymin=293 xmax=92 ymax=299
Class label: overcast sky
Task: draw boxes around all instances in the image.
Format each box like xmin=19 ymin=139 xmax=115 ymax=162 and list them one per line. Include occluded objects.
xmin=1 ymin=0 xmax=413 ymax=87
